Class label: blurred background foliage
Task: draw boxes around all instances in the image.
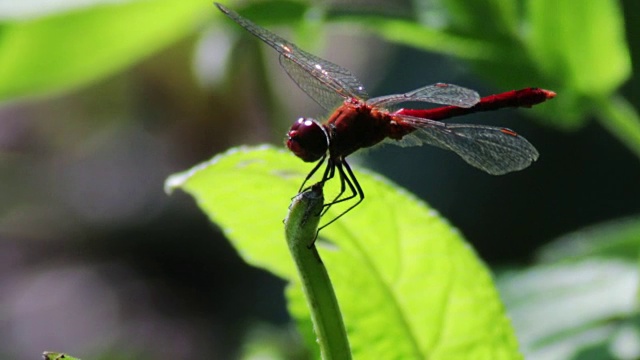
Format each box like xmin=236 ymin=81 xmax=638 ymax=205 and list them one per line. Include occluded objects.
xmin=0 ymin=0 xmax=638 ymax=359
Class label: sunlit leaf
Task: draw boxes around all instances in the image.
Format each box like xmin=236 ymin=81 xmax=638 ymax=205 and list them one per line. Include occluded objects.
xmin=229 ymin=0 xmax=308 ymax=26
xmin=0 ymin=0 xmax=206 ymax=101
xmin=498 ymin=259 xmax=638 ymax=360
xmin=167 ymin=145 xmax=521 ymax=359
xmin=527 ymin=0 xmax=631 ymax=96
xmin=537 ymin=216 xmax=640 ymax=263
xmin=439 ymin=0 xmax=518 ymax=38
xmin=0 ymin=0 xmax=126 ymax=20
xmin=228 ymin=0 xmax=323 ymax=55
xmin=42 ymin=351 xmax=81 ymax=360
xmin=332 ymin=15 xmax=505 ymax=61
xmin=499 ymin=215 xmax=640 ymax=359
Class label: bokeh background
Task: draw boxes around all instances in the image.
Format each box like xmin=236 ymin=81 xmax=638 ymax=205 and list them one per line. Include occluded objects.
xmin=1 ymin=0 xmax=638 ymax=359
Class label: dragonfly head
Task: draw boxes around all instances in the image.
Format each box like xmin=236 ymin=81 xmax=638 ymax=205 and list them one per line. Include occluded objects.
xmin=286 ymin=118 xmax=328 ymax=162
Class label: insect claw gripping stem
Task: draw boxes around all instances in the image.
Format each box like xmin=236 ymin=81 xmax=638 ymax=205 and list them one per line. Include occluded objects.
xmin=307 ymin=159 xmax=364 ymax=247
xmin=308 ymin=229 xmax=321 ymax=249
xmin=294 ymin=155 xmax=362 ymax=246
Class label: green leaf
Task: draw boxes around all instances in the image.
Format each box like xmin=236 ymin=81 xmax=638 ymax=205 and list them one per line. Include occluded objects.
xmin=0 ymin=0 xmax=119 ymax=20
xmin=229 ymin=1 xmax=324 ymax=54
xmin=537 ymin=216 xmax=640 ymax=263
xmin=333 ymin=15 xmax=507 ymax=61
xmin=166 ymin=146 xmax=303 ymax=278
xmin=498 ymin=259 xmax=638 ymax=359
xmin=439 ymin=0 xmax=518 ymax=38
xmin=229 ymin=0 xmax=309 ymax=26
xmin=0 ymin=0 xmax=206 ymax=101
xmin=594 ymin=95 xmax=640 ymax=161
xmin=167 ymin=145 xmax=522 ymax=359
xmin=499 ymin=216 xmax=640 ymax=359
xmin=526 ymin=0 xmax=631 ymax=96
xmin=42 ymin=351 xmax=81 ymax=360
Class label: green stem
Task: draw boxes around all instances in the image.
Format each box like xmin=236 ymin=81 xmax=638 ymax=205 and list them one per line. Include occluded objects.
xmin=284 ymin=184 xmax=351 ymax=360
xmin=594 ymin=95 xmax=640 ymax=160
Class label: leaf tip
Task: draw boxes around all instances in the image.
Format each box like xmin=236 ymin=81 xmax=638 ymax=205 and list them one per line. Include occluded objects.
xmin=164 ymin=171 xmax=189 ymax=195
xmin=164 ymin=144 xmax=280 ymax=195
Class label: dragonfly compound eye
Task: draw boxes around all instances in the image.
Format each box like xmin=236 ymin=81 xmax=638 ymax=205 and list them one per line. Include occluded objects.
xmin=286 ymin=118 xmax=328 ymax=162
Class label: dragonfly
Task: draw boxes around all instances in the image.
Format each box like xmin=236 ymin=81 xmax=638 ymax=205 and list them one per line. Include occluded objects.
xmin=216 ymin=3 xmax=555 ymax=229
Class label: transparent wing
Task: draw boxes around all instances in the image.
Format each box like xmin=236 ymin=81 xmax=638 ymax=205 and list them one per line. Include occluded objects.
xmin=390 ymin=115 xmax=539 ymax=175
xmin=216 ymin=3 xmax=368 ymax=110
xmin=367 ymin=83 xmax=480 ymax=109
xmin=278 ymin=52 xmax=367 ymax=111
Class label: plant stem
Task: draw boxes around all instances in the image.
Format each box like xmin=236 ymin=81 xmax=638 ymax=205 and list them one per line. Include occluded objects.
xmin=284 ymin=184 xmax=351 ymax=360
xmin=595 ymin=95 xmax=640 ymax=160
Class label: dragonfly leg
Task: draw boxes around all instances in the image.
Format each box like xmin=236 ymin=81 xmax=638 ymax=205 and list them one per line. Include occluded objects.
xmin=308 ymin=159 xmax=364 ymax=247
xmin=320 ymin=161 xmax=347 ymax=216
xmin=298 ymin=153 xmax=327 ymax=193
xmin=329 ymin=160 xmax=363 ymax=209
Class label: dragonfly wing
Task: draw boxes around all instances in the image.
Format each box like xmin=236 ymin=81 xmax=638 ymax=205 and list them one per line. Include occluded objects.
xmin=217 ymin=3 xmax=368 ymax=110
xmin=395 ymin=117 xmax=539 ymax=175
xmin=368 ymin=83 xmax=480 ymax=109
xmin=279 ymin=52 xmax=368 ymax=110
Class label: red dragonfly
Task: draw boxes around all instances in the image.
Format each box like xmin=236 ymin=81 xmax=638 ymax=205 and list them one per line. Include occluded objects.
xmin=216 ymin=4 xmax=555 ymax=226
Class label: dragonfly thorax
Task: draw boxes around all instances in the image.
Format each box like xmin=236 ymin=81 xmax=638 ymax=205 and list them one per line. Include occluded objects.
xmin=286 ymin=118 xmax=329 ymax=162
